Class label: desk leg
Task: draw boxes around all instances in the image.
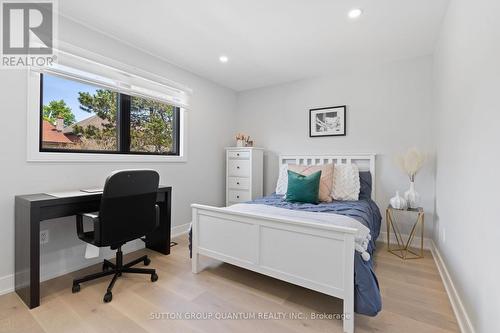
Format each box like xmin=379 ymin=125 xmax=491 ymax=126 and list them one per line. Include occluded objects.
xmin=146 ymin=190 xmax=171 ymax=255
xmin=15 ymin=202 xmax=40 ymax=309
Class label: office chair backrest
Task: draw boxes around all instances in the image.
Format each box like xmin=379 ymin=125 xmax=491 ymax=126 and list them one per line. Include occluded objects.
xmin=98 ymin=169 xmax=160 ymax=247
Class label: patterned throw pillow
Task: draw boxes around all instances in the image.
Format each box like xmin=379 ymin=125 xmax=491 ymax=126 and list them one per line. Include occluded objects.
xmin=331 ymin=163 xmax=360 ymax=201
xmin=288 ymin=164 xmax=334 ymax=202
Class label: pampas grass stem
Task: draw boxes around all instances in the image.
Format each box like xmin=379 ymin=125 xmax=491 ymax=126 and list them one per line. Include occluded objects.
xmin=395 ymin=148 xmax=426 ymax=181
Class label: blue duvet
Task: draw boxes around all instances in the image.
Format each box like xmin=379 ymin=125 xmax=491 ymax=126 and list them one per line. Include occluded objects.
xmin=247 ymin=194 xmax=382 ymax=316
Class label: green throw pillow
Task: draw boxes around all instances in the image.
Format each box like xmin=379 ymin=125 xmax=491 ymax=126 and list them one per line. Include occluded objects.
xmin=286 ymin=170 xmax=322 ymax=204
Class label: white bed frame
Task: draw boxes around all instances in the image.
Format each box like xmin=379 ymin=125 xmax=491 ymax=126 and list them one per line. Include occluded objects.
xmin=191 ymin=154 xmax=376 ymax=333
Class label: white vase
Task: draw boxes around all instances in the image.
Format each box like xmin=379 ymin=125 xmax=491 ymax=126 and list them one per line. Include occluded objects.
xmin=390 ymin=191 xmax=407 ymax=210
xmin=404 ymin=181 xmax=420 ymax=209
xmin=236 ymin=140 xmax=244 ymax=147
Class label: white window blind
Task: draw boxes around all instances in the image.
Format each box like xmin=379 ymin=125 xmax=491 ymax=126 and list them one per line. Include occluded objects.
xmin=26 ymin=48 xmax=189 ymax=162
xmin=34 ymin=50 xmax=191 ymax=109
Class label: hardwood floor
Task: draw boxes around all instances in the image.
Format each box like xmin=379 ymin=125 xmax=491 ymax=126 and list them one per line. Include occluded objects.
xmin=0 ymin=236 xmax=459 ymax=333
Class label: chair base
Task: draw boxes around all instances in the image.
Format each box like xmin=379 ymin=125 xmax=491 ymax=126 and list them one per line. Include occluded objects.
xmin=72 ymin=247 xmax=158 ymax=303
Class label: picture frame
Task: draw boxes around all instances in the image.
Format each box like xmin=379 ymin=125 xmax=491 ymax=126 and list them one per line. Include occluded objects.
xmin=309 ymin=105 xmax=346 ymax=137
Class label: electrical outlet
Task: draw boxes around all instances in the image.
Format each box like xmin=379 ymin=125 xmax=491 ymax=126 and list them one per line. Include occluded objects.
xmin=40 ymin=230 xmax=49 ymax=244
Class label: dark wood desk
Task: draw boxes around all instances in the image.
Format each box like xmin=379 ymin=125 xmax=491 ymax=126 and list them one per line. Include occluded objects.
xmin=15 ymin=186 xmax=172 ymax=309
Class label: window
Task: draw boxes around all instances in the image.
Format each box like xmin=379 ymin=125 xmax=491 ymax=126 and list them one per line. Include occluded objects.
xmin=130 ymin=96 xmax=178 ymax=154
xmin=40 ymin=74 xmax=180 ymax=155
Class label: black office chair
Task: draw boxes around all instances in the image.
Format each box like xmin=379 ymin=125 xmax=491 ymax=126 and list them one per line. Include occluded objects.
xmin=72 ymin=170 xmax=160 ymax=303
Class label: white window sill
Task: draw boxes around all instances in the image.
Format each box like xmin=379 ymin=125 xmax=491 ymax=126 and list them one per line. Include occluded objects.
xmin=27 ymin=151 xmax=187 ymax=163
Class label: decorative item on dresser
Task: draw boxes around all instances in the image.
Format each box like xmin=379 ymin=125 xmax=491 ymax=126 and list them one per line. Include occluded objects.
xmin=395 ymin=148 xmax=426 ymax=209
xmin=234 ymin=133 xmax=253 ymax=147
xmin=225 ymin=147 xmax=264 ymax=206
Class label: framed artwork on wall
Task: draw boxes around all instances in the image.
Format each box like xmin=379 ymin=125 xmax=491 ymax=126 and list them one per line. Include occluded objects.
xmin=309 ymin=105 xmax=346 ymax=137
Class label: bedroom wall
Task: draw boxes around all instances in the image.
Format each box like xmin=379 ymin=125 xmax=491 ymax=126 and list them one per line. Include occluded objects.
xmin=0 ymin=16 xmax=236 ymax=294
xmin=433 ymin=0 xmax=500 ymax=331
xmin=235 ymin=55 xmax=436 ymax=238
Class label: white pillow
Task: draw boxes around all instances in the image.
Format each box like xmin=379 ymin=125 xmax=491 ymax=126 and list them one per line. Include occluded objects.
xmin=275 ymin=163 xmax=288 ymax=195
xmin=331 ymin=163 xmax=360 ymax=201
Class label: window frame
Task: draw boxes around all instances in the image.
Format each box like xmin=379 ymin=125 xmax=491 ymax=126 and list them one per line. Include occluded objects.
xmin=27 ymin=70 xmax=188 ymax=163
xmin=38 ymin=73 xmax=181 ymax=156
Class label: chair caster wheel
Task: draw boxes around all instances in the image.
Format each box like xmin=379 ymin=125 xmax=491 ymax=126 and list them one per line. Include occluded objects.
xmin=103 ymin=292 xmax=112 ymax=303
xmin=72 ymin=284 xmax=80 ymax=293
xmin=144 ymin=257 xmax=151 ymax=266
xmin=151 ymin=273 xmax=158 ymax=282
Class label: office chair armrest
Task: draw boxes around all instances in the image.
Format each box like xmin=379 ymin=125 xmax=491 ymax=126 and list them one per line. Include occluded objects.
xmin=81 ymin=212 xmax=99 ymax=219
xmin=76 ymin=212 xmax=99 ymax=239
xmin=155 ymin=204 xmax=160 ymax=228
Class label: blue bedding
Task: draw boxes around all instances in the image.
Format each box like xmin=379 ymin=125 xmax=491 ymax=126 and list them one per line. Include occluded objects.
xmin=247 ymin=194 xmax=382 ymax=316
xmin=188 ymin=194 xmax=382 ymax=316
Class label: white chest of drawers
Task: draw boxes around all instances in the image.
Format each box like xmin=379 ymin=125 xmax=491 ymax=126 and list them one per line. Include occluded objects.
xmin=225 ymin=147 xmax=264 ymax=206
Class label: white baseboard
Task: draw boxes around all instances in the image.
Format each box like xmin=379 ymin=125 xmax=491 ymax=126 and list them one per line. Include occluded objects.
xmin=171 ymin=222 xmax=190 ymax=238
xmin=0 ymin=224 xmax=191 ymax=296
xmin=0 ymin=274 xmax=14 ymax=296
xmin=378 ymin=231 xmax=432 ymax=250
xmin=430 ymin=241 xmax=476 ymax=333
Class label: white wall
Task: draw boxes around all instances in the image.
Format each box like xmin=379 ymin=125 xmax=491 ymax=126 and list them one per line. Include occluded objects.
xmin=0 ymin=17 xmax=236 ymax=293
xmin=433 ymin=0 xmax=500 ymax=331
xmin=235 ymin=56 xmax=436 ymax=238
xmin=3 ymin=8 xmax=497 ymax=332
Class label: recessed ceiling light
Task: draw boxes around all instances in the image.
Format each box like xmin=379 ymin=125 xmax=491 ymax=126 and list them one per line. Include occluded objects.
xmin=219 ymin=55 xmax=229 ymax=63
xmin=348 ymin=8 xmax=363 ymax=19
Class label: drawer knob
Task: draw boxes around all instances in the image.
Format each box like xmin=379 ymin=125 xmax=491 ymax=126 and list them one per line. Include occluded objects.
xmin=237 ymin=182 xmax=240 ymax=185
xmin=236 ymin=195 xmax=240 ymax=199
xmin=237 ymin=153 xmax=240 ymax=156
xmin=237 ymin=166 xmax=240 ymax=169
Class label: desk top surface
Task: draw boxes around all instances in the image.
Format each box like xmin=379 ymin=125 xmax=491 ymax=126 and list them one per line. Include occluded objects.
xmin=15 ymin=185 xmax=171 ymax=206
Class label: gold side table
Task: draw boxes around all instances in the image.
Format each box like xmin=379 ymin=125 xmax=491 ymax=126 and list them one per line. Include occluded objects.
xmin=386 ymin=206 xmax=424 ymax=259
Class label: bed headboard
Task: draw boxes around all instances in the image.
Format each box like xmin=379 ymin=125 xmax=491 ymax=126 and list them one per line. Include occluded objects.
xmin=279 ymin=154 xmax=376 ymax=200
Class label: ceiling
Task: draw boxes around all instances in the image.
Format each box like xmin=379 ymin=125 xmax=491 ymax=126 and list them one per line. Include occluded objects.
xmin=59 ymin=0 xmax=449 ymax=91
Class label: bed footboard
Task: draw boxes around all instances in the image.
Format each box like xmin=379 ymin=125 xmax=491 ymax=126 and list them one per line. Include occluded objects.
xmin=191 ymin=204 xmax=356 ymax=333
